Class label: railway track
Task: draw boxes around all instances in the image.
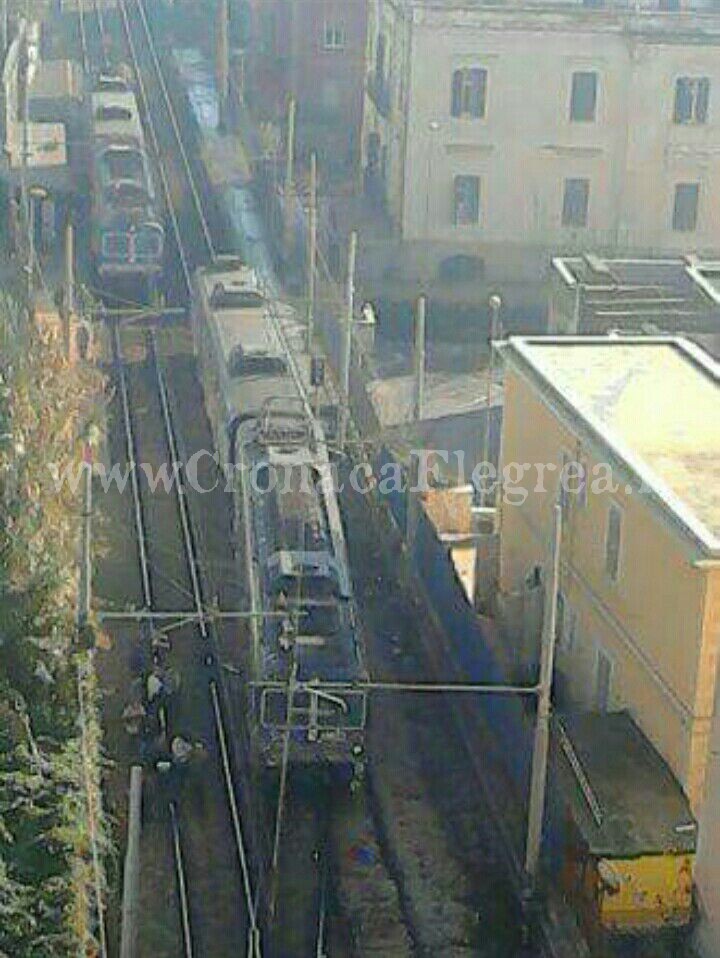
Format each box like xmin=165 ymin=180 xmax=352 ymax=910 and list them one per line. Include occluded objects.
xmin=111 ymin=321 xmax=260 ymax=956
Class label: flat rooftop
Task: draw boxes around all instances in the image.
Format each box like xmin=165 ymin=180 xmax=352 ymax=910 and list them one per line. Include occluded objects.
xmin=502 ymin=336 xmax=720 ymax=555
xmin=557 ymin=711 xmax=695 ymax=859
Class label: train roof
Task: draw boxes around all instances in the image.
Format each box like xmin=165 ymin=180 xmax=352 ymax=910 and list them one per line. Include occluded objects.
xmin=91 ymin=90 xmax=143 ymax=142
xmin=556 ymin=711 xmax=696 ymax=859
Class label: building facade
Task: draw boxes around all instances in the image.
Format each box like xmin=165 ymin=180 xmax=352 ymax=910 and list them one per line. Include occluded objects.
xmin=361 ymin=0 xmax=720 ymax=314
xmin=495 ymin=336 xmax=720 ymax=815
xmin=245 ymin=0 xmax=368 ymax=176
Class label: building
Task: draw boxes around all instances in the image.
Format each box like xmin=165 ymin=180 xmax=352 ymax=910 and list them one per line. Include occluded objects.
xmin=548 ymin=252 xmax=720 ymax=358
xmin=696 ymin=675 xmax=720 ymax=956
xmin=245 ymin=0 xmax=368 ymax=176
xmin=495 ymin=336 xmax=720 ymax=815
xmin=360 ymin=0 xmax=720 ymax=320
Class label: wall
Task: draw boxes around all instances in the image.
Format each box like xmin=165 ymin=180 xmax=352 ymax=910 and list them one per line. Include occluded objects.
xmin=498 ymin=364 xmax=716 ymax=809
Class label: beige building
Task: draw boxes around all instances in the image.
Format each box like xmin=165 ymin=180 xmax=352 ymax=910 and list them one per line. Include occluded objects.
xmin=696 ymin=675 xmax=720 ymax=956
xmin=361 ymin=0 xmax=720 ymax=313
xmin=495 ymin=336 xmax=720 ymax=814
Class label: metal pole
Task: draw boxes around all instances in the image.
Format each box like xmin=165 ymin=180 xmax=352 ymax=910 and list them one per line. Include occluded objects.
xmin=412 ymin=295 xmax=426 ymax=422
xmin=480 ymin=294 xmax=501 ymax=509
xmin=306 ymin=151 xmax=317 ymax=352
xmin=120 ymin=766 xmax=143 ymax=958
xmin=282 ymin=96 xmax=296 ymax=251
xmin=524 ymin=503 xmax=562 ymax=891
xmin=339 ymin=230 xmax=356 ymax=449
xmin=2 ymin=0 xmax=7 ymax=58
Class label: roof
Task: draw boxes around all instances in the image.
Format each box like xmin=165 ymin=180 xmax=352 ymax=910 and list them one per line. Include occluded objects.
xmin=551 ymin=254 xmax=720 ymax=334
xmin=556 ymin=711 xmax=696 ymax=859
xmin=7 ymin=121 xmax=67 ymax=168
xmin=501 ymin=336 xmax=720 ymax=556
xmin=91 ymin=91 xmax=143 ymax=142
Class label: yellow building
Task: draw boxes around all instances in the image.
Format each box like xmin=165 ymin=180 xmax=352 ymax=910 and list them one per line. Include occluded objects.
xmin=496 ymin=336 xmax=720 ymax=814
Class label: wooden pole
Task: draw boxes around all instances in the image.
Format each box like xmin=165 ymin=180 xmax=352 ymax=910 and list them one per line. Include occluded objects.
xmin=120 ymin=766 xmax=143 ymax=958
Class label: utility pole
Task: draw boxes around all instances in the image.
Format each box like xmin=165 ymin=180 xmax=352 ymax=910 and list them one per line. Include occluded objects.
xmin=63 ymin=219 xmax=74 ymax=356
xmin=2 ymin=0 xmax=8 ymax=59
xmin=282 ymin=96 xmax=296 ymax=252
xmin=524 ymin=503 xmax=562 ymax=901
xmin=412 ymin=295 xmax=426 ymax=422
xmin=339 ymin=230 xmax=356 ymax=449
xmin=480 ymin=294 xmax=501 ymax=509
xmin=216 ymin=0 xmax=229 ymax=131
xmin=306 ymin=151 xmax=317 ymax=352
xmin=21 ymin=34 xmax=32 ymax=303
xmin=406 ymin=451 xmax=421 ymax=548
xmin=119 ymin=766 xmax=143 ymax=958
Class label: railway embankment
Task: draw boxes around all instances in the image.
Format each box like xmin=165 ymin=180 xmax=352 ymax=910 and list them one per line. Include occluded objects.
xmin=0 ymin=287 xmax=109 ymax=956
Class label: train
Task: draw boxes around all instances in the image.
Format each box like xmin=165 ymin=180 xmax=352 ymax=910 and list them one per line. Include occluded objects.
xmin=89 ymin=71 xmax=164 ymax=288
xmin=191 ymin=256 xmax=367 ymax=771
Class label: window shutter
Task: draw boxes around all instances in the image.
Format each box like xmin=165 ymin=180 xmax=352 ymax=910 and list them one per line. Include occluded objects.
xmin=697 ymin=77 xmax=710 ymax=122
xmin=451 ymin=69 xmax=463 ymax=117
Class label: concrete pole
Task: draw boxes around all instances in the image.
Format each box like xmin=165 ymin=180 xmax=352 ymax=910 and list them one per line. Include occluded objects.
xmin=63 ymin=219 xmax=74 ymax=355
xmin=306 ymin=151 xmax=317 ymax=352
xmin=216 ymin=0 xmax=229 ymax=131
xmin=120 ymin=766 xmax=143 ymax=958
xmin=412 ymin=295 xmax=426 ymax=422
xmin=524 ymin=503 xmax=562 ymax=894
xmin=282 ymin=96 xmax=296 ymax=251
xmin=339 ymin=230 xmax=357 ymax=448
xmin=78 ymin=445 xmax=92 ymax=631
xmin=479 ymin=294 xmax=501 ymax=509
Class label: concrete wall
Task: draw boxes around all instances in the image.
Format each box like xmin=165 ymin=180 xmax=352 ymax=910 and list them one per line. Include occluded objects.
xmin=497 ymin=364 xmax=718 ymax=810
xmin=363 ymin=1 xmax=720 ymax=293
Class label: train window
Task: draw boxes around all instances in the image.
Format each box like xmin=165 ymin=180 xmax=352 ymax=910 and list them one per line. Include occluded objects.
xmin=104 ymin=149 xmax=144 ymax=182
xmin=101 ymin=232 xmax=129 ymax=259
xmin=134 ymin=229 xmax=163 ymax=259
xmin=210 ymin=283 xmax=265 ymax=309
xmin=96 ymin=75 xmax=129 ymax=92
xmin=105 ymin=183 xmax=150 ymax=210
xmin=96 ymin=105 xmax=133 ymax=122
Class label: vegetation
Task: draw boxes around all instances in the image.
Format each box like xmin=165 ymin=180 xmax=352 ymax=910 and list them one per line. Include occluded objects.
xmin=0 ymin=291 xmax=108 ymax=957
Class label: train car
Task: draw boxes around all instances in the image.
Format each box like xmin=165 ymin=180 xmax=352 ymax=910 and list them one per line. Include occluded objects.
xmin=89 ymin=74 xmax=164 ymax=289
xmin=191 ymin=257 xmax=367 ymax=771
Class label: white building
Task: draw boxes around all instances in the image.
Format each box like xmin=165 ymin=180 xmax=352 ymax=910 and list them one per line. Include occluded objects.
xmin=361 ymin=0 xmax=720 ymax=316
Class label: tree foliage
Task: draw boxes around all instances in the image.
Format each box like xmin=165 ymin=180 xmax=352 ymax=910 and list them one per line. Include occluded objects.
xmin=0 ymin=292 xmax=109 ymax=956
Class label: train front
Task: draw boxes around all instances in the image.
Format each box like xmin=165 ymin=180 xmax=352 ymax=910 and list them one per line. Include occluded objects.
xmin=251 ymin=441 xmax=367 ymax=774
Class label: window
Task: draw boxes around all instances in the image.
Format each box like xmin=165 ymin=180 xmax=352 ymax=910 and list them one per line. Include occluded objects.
xmin=323 ymin=21 xmax=346 ymax=50
xmin=659 ymin=0 xmax=680 ymax=9
xmin=375 ymin=32 xmax=386 ymax=87
xmin=562 ymin=178 xmax=589 ymax=227
xmin=570 ymin=72 xmax=598 ymax=122
xmin=560 ymin=451 xmax=587 ymax=513
xmin=605 ymin=502 xmax=622 ymax=581
xmin=672 ymin=182 xmax=700 ymax=231
xmin=555 ymin=593 xmax=578 ymax=652
xmin=674 ymin=77 xmax=709 ymax=124
xmin=594 ymin=647 xmax=613 ymax=712
xmin=451 ymin=67 xmax=487 ymax=119
xmin=453 ymin=175 xmax=480 ymax=225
